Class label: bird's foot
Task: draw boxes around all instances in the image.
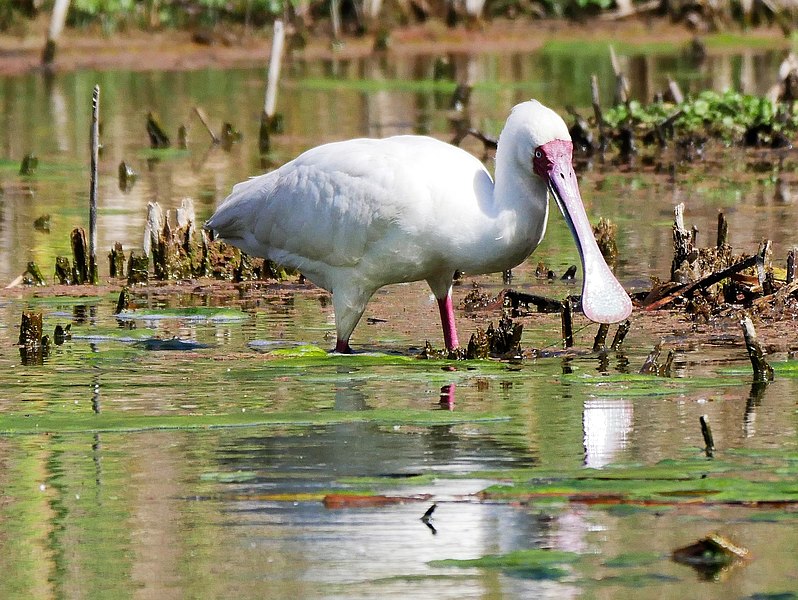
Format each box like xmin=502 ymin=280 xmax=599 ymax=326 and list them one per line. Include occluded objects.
xmin=333 ymin=340 xmax=354 ymax=354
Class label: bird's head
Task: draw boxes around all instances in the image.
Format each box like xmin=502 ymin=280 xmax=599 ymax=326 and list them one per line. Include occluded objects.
xmin=503 ymin=99 xmax=632 ymax=324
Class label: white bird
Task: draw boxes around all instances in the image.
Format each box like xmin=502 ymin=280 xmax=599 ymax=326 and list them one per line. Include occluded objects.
xmin=206 ymin=99 xmax=632 ymax=353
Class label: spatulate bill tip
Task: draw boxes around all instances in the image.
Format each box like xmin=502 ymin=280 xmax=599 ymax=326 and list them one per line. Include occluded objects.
xmin=581 ymin=291 xmax=632 ymax=324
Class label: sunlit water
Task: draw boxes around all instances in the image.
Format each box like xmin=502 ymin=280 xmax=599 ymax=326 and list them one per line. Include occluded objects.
xmin=1 ymin=42 xmax=798 ymax=598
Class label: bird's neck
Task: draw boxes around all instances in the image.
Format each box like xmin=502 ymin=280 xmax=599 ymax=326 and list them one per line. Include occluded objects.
xmin=491 ymin=147 xmax=550 ymax=258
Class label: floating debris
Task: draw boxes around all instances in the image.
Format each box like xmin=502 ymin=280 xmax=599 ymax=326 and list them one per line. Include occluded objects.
xmin=671 ymin=533 xmax=749 ymax=579
xmin=33 ymin=214 xmax=50 ymax=233
xmin=134 ymin=338 xmax=211 ymax=351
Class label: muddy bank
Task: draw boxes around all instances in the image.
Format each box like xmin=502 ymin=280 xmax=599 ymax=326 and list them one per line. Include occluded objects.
xmin=0 ymin=16 xmax=787 ymax=76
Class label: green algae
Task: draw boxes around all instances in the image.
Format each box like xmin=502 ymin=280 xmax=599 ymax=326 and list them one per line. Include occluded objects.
xmin=429 ymin=548 xmax=580 ymax=580
xmin=0 ymin=408 xmax=510 ymax=436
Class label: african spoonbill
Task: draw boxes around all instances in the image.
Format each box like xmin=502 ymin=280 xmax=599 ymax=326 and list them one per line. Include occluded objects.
xmin=205 ymin=100 xmax=632 ymax=352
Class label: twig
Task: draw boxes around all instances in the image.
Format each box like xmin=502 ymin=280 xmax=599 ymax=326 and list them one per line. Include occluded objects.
xmin=89 ymin=85 xmax=99 ymax=284
xmin=193 ymin=107 xmax=220 ymax=144
xmin=260 ymin=19 xmax=286 ymax=154
xmin=645 ymin=253 xmax=760 ymax=311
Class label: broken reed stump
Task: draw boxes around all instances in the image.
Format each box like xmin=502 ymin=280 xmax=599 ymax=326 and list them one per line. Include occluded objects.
xmin=20 ymin=153 xmax=38 ymax=176
xmin=640 ymin=341 xmax=662 ymax=374
xmin=19 ymin=312 xmax=43 ymax=346
xmin=127 ymin=252 xmax=149 ymax=285
xmin=671 ymin=202 xmax=694 ymax=282
xmin=593 ymin=217 xmax=618 ymax=267
xmin=70 ymin=228 xmax=90 ymax=284
xmin=54 ymin=256 xmax=71 ymax=284
xmin=590 ymin=73 xmax=608 ymax=154
xmin=716 ymin=211 xmax=728 ymax=248
xmin=740 ymin=315 xmax=774 ymax=382
xmin=700 ymin=414 xmax=714 ymax=457
xmin=19 ymin=311 xmax=50 ymax=365
xmin=115 ymin=287 xmax=130 ymax=314
xmin=109 ymin=242 xmax=125 ymax=278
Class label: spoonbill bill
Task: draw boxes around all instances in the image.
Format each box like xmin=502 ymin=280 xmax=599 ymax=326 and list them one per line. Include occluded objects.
xmin=205 ymin=100 xmax=632 ymax=352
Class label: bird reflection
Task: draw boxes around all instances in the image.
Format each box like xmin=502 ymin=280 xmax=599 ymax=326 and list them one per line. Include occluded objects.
xmin=583 ymin=398 xmax=633 ymax=468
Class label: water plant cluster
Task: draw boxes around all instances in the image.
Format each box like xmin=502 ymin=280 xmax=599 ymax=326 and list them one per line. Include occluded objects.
xmin=602 ymin=90 xmax=798 ymax=149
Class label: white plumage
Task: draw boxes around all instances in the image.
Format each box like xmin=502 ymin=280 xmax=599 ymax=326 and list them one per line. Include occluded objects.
xmin=206 ymin=99 xmax=632 ymax=352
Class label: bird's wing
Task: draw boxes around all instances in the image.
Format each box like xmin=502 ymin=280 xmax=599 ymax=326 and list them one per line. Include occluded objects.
xmin=209 ymin=136 xmax=492 ymax=272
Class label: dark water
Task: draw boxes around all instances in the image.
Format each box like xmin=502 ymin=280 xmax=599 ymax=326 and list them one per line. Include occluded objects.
xmin=1 ymin=42 xmax=797 ymax=598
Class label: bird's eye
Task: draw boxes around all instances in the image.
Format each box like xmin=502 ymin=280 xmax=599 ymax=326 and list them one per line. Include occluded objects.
xmin=534 ymin=150 xmax=542 ymax=159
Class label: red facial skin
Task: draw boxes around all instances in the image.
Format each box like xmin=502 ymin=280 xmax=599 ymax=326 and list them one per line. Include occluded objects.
xmin=532 ymin=139 xmax=574 ymax=181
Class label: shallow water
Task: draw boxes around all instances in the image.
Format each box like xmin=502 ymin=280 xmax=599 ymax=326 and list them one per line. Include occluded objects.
xmin=1 ymin=41 xmax=798 ymax=599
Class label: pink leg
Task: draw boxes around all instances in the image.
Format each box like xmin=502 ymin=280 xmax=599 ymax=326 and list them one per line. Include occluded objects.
xmin=437 ymin=295 xmax=460 ymax=350
xmin=334 ymin=339 xmax=354 ymax=354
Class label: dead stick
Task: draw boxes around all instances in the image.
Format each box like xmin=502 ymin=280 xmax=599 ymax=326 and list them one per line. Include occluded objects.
xmin=260 ymin=19 xmax=286 ymax=154
xmin=590 ymin=74 xmax=607 ymax=152
xmin=646 ymin=253 xmax=759 ymax=311
xmin=561 ymin=299 xmax=573 ymax=349
xmin=193 ymin=107 xmax=220 ymax=144
xmin=640 ymin=341 xmax=661 ymax=374
xmin=787 ymin=248 xmax=796 ymax=284
xmin=700 ymin=415 xmax=714 ymax=457
xmin=89 ymin=84 xmax=99 ymax=284
xmin=264 ymin=19 xmax=285 ymax=120
xmin=667 ymin=75 xmax=684 ymax=104
xmin=741 ymin=315 xmax=774 ymax=382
